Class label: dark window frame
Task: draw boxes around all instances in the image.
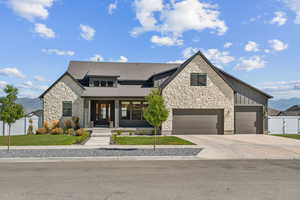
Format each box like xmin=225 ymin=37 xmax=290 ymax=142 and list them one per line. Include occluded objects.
xmin=62 ymin=101 xmax=72 ymax=117
xmin=190 ymin=73 xmax=207 ymax=86
xmin=120 ymin=101 xmax=147 ymax=121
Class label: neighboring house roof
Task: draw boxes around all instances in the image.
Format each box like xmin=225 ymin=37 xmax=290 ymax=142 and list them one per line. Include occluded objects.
xmin=68 ymin=61 xmax=179 ymax=80
xmin=268 ymin=108 xmax=281 ymax=116
xmin=160 ymin=51 xmax=273 ymax=99
xmin=81 ymin=85 xmax=152 ymax=97
xmin=39 ymin=72 xmax=85 ymax=98
xmin=278 ymin=111 xmax=300 ymax=116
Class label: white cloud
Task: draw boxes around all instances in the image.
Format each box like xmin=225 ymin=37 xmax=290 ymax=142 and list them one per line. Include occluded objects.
xmin=261 ymin=79 xmax=300 ymax=98
xmin=182 ymin=47 xmax=199 ymax=58
xmin=235 ymin=56 xmax=266 ymax=71
xmin=42 ymin=49 xmax=75 ymax=56
xmin=7 ymin=0 xmax=55 ymax=21
xmin=203 ymin=48 xmax=235 ymax=68
xmin=180 ymin=47 xmax=234 ymax=68
xmin=0 ymin=67 xmax=25 ymax=78
xmin=90 ymin=54 xmax=104 ymax=62
xmin=0 ymin=80 xmax=8 ymax=89
xmin=108 ymin=1 xmax=118 ymax=15
xmin=224 ymin=42 xmax=232 ymax=48
xmin=34 ymin=23 xmax=55 ymax=38
xmin=132 ymin=0 xmax=227 ymax=44
xmin=284 ymin=0 xmax=300 ymax=24
xmin=167 ymin=59 xmax=185 ymax=63
xmin=151 ymin=35 xmax=183 ymax=46
xmin=118 ymin=56 xmax=128 ymax=62
xmin=244 ymin=41 xmax=259 ymax=52
xmin=34 ymin=75 xmax=47 ymax=82
xmin=80 ymin=24 xmax=96 ymax=40
xmin=19 ymin=81 xmax=48 ymax=91
xmin=270 ymin=11 xmax=288 ymax=26
xmin=268 ymin=39 xmax=288 ymax=51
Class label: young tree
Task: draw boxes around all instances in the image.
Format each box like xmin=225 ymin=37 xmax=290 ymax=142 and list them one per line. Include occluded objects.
xmin=0 ymin=85 xmax=24 ymax=151
xmin=143 ymin=89 xmax=169 ymax=150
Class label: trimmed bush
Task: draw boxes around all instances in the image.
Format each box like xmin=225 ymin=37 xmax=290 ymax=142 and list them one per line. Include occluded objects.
xmin=67 ymin=128 xmax=75 ymax=136
xmin=50 ymin=128 xmax=64 ymax=135
xmin=75 ymin=128 xmax=87 ymax=136
xmin=51 ymin=120 xmax=60 ymax=129
xmin=43 ymin=121 xmax=50 ymax=133
xmin=72 ymin=116 xmax=80 ymax=130
xmin=36 ymin=128 xmax=47 ymax=135
xmin=116 ymin=130 xmax=122 ymax=136
xmin=64 ymin=120 xmax=73 ymax=129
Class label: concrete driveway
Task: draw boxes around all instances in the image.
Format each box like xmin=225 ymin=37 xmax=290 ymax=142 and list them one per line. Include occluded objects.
xmin=177 ymin=134 xmax=300 ymax=159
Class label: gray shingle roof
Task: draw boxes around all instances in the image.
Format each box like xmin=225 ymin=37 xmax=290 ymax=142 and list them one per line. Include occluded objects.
xmin=81 ymin=85 xmax=152 ymax=97
xmin=68 ymin=61 xmax=179 ymax=80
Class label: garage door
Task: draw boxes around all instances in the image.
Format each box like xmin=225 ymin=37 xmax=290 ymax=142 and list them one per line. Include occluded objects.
xmin=172 ymin=109 xmax=224 ymax=135
xmin=235 ymin=106 xmax=263 ymax=134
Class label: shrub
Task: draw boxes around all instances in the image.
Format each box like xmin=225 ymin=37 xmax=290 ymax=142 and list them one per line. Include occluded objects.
xmin=111 ymin=134 xmax=117 ymax=144
xmin=75 ymin=128 xmax=87 ymax=136
xmin=72 ymin=116 xmax=80 ymax=130
xmin=67 ymin=128 xmax=75 ymax=136
xmin=36 ymin=128 xmax=47 ymax=135
xmin=116 ymin=130 xmax=122 ymax=136
xmin=43 ymin=121 xmax=50 ymax=133
xmin=129 ymin=131 xmax=134 ymax=136
xmin=64 ymin=120 xmax=73 ymax=129
xmin=51 ymin=120 xmax=60 ymax=129
xmin=50 ymin=128 xmax=64 ymax=135
xmin=27 ymin=118 xmax=34 ymax=135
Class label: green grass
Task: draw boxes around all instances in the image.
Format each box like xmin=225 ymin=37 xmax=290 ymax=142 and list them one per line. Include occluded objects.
xmin=115 ymin=136 xmax=194 ymax=145
xmin=275 ymin=134 xmax=300 ymax=140
xmin=0 ymin=134 xmax=89 ymax=146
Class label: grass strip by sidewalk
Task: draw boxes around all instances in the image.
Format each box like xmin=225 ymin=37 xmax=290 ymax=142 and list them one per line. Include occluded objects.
xmin=0 ymin=135 xmax=89 ymax=146
xmin=275 ymin=134 xmax=300 ymax=140
xmin=115 ymin=136 xmax=194 ymax=145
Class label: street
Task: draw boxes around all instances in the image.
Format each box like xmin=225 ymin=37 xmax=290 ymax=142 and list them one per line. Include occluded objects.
xmin=0 ymin=160 xmax=300 ymax=200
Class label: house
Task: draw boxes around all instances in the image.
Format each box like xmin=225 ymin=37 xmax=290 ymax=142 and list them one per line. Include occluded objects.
xmin=39 ymin=51 xmax=272 ymax=135
xmin=268 ymin=108 xmax=281 ymax=116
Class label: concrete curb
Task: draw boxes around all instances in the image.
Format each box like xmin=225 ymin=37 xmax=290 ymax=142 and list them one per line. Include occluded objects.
xmin=0 ymin=145 xmax=200 ymax=150
xmin=0 ymin=156 xmax=201 ymax=163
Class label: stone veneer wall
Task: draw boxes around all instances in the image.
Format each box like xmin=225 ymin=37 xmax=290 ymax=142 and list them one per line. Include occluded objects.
xmin=161 ymin=55 xmax=235 ymax=135
xmin=43 ymin=74 xmax=84 ymax=127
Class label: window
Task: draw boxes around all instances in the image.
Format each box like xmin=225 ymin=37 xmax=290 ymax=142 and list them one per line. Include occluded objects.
xmin=100 ymin=80 xmax=107 ymax=87
xmin=132 ymin=101 xmax=143 ymax=120
xmin=120 ymin=101 xmax=147 ymax=121
xmin=121 ymin=102 xmax=131 ymax=120
xmin=190 ymin=73 xmax=207 ymax=86
xmin=62 ymin=101 xmax=72 ymax=117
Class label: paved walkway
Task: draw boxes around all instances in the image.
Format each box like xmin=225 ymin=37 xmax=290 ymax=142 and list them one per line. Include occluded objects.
xmin=177 ymin=134 xmax=300 ymax=159
xmin=84 ymin=128 xmax=111 ymax=146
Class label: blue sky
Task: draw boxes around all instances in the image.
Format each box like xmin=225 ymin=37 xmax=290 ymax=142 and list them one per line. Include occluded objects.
xmin=0 ymin=0 xmax=300 ymax=99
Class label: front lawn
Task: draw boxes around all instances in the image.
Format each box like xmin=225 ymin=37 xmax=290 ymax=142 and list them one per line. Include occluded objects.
xmin=114 ymin=136 xmax=194 ymax=145
xmin=275 ymin=134 xmax=300 ymax=140
xmin=0 ymin=135 xmax=89 ymax=146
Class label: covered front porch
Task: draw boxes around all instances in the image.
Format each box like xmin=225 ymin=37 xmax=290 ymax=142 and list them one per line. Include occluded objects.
xmin=83 ymin=98 xmax=151 ymax=128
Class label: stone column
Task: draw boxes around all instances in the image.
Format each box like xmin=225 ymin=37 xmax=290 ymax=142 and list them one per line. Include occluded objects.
xmin=114 ymin=100 xmax=120 ymax=128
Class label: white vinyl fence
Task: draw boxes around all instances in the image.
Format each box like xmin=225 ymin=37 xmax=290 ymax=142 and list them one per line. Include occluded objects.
xmin=0 ymin=115 xmax=40 ymax=136
xmin=268 ymin=116 xmax=300 ymax=135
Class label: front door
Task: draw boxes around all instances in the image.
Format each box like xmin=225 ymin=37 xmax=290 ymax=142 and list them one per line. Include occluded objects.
xmin=92 ymin=101 xmax=114 ymax=127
